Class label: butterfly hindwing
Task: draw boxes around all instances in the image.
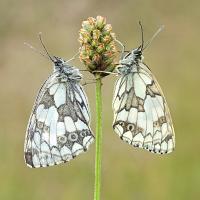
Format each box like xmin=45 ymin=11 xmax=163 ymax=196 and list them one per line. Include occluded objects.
xmin=113 ymin=62 xmax=175 ymax=154
xmin=24 ymin=71 xmax=94 ymax=168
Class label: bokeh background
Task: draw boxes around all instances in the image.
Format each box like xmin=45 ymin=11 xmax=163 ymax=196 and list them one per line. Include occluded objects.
xmin=0 ymin=0 xmax=199 ymax=199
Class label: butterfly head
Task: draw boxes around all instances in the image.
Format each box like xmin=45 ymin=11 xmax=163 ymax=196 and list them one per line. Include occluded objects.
xmin=119 ymin=23 xmax=145 ymax=69
xmin=120 ymin=21 xmax=145 ymax=64
xmin=52 ymin=56 xmax=82 ymax=80
xmin=117 ymin=46 xmax=144 ymax=74
xmin=125 ymin=46 xmax=144 ymax=62
xmin=117 ymin=21 xmax=164 ymax=75
xmin=123 ymin=23 xmax=164 ymax=65
xmin=35 ymin=33 xmax=81 ymax=80
xmin=52 ymin=56 xmax=67 ymax=72
xmin=52 ymin=56 xmax=65 ymax=67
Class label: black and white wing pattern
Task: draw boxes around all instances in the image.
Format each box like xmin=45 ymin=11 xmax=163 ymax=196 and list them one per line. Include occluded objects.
xmin=113 ymin=62 xmax=175 ymax=154
xmin=24 ymin=70 xmax=94 ymax=168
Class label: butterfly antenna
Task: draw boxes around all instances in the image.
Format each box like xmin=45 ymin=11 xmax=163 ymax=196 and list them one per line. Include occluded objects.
xmin=115 ymin=39 xmax=125 ymax=59
xmin=139 ymin=21 xmax=144 ymax=51
xmin=65 ymin=51 xmax=80 ymax=63
xmin=143 ymin=25 xmax=165 ymax=51
xmin=24 ymin=42 xmax=51 ymax=60
xmin=38 ymin=32 xmax=55 ymax=62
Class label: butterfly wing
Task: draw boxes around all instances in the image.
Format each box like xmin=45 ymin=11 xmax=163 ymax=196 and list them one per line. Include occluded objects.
xmin=24 ymin=72 xmax=94 ymax=168
xmin=113 ymin=63 xmax=175 ymax=154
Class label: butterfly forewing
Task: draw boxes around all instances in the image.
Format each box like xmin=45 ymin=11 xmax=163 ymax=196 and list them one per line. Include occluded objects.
xmin=113 ymin=62 xmax=175 ymax=154
xmin=25 ymin=70 xmax=94 ymax=168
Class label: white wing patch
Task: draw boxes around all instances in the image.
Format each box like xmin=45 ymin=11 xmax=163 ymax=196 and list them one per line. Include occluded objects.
xmin=113 ymin=63 xmax=175 ymax=154
xmin=24 ymin=73 xmax=94 ymax=168
xmin=54 ymin=83 xmax=66 ymax=107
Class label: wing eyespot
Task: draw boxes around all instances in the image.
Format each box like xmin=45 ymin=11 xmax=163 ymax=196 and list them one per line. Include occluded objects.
xmin=68 ymin=132 xmax=78 ymax=142
xmin=80 ymin=130 xmax=87 ymax=137
xmin=119 ymin=121 xmax=125 ymax=127
xmin=58 ymin=135 xmax=67 ymax=144
xmin=37 ymin=121 xmax=44 ymax=129
xmin=127 ymin=124 xmax=135 ymax=131
xmin=153 ymin=121 xmax=159 ymax=127
xmin=44 ymin=125 xmax=50 ymax=132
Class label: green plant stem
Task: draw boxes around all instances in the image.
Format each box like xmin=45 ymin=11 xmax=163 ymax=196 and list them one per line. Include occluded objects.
xmin=94 ymin=75 xmax=103 ymax=200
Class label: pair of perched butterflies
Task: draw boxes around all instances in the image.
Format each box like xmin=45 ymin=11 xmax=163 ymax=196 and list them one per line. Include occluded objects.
xmin=24 ymin=30 xmax=175 ymax=168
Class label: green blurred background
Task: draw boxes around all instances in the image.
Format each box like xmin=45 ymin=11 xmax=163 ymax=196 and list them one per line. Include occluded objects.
xmin=0 ymin=0 xmax=199 ymax=199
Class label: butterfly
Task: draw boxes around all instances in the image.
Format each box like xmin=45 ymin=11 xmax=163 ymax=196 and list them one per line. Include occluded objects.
xmin=112 ymin=24 xmax=175 ymax=154
xmin=24 ymin=36 xmax=94 ymax=168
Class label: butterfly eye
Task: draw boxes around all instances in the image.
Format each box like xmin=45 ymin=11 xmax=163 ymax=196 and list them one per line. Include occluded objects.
xmin=68 ymin=132 xmax=78 ymax=142
xmin=58 ymin=136 xmax=67 ymax=144
xmin=127 ymin=124 xmax=135 ymax=131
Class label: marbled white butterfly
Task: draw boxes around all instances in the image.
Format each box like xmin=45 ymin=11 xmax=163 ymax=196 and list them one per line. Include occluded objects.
xmin=24 ymin=36 xmax=94 ymax=168
xmin=112 ymin=24 xmax=175 ymax=154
